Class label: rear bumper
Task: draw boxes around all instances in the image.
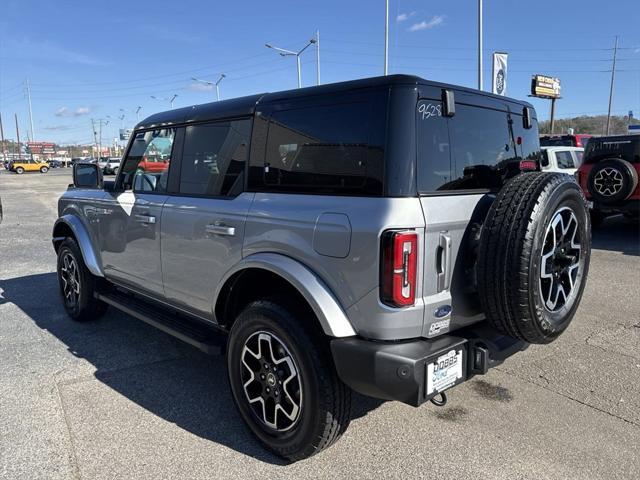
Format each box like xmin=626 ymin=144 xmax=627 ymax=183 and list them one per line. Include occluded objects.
xmin=330 ymin=323 xmax=528 ymax=407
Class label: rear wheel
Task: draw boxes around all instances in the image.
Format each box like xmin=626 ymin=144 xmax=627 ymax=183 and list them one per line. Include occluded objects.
xmin=56 ymin=238 xmax=108 ymax=321
xmin=40 ymin=166 xmax=49 ymax=173
xmin=227 ymin=299 xmax=351 ymax=461
xmin=478 ymin=172 xmax=591 ymax=344
xmin=15 ymin=167 xmax=24 ymax=174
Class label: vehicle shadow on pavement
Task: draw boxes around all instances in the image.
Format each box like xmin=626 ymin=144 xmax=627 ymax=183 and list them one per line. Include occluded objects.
xmin=591 ymin=215 xmax=640 ymax=256
xmin=0 ymin=272 xmax=384 ymax=465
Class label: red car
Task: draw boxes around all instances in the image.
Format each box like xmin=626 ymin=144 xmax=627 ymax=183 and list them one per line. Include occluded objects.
xmin=540 ymin=134 xmax=592 ymax=148
xmin=575 ymin=135 xmax=640 ymax=226
xmin=138 ymin=155 xmax=170 ymax=173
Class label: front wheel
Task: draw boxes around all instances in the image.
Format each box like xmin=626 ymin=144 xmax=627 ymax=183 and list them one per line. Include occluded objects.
xmin=40 ymin=166 xmax=49 ymax=173
xmin=15 ymin=167 xmax=24 ymax=174
xmin=56 ymin=238 xmax=108 ymax=321
xmin=227 ymin=300 xmax=351 ymax=461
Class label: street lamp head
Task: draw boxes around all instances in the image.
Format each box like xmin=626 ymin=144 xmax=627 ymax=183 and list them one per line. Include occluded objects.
xmin=265 ymin=43 xmax=273 ymax=49
xmin=310 ymin=38 xmax=317 ymax=44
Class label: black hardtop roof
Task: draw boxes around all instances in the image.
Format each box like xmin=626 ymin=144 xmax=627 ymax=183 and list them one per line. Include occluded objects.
xmin=136 ymin=74 xmax=533 ymax=129
xmin=588 ymin=135 xmax=640 ymax=144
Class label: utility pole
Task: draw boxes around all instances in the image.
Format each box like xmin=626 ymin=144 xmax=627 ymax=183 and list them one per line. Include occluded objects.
xmin=384 ymin=0 xmax=389 ymax=75
xmin=25 ymin=79 xmax=35 ymax=142
xmin=135 ymin=106 xmax=142 ymax=121
xmin=478 ymin=0 xmax=483 ymax=90
xmin=316 ymin=29 xmax=321 ymax=85
xmin=0 ymin=113 xmax=6 ymax=164
xmin=606 ymin=36 xmax=618 ymax=136
xmin=14 ymin=113 xmax=21 ymax=160
xmin=91 ymin=119 xmax=98 ymax=158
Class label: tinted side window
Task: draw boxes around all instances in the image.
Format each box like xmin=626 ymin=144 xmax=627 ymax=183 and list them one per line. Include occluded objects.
xmin=179 ymin=120 xmax=249 ymax=196
xmin=556 ymin=151 xmax=575 ymax=169
xmin=250 ymin=102 xmax=383 ymax=195
xmin=416 ymin=100 xmax=451 ymax=191
xmin=447 ymin=105 xmax=522 ymax=190
xmin=121 ymin=128 xmax=175 ymax=193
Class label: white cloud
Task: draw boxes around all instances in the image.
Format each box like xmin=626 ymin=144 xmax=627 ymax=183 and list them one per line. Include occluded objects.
xmin=396 ymin=11 xmax=415 ymax=22
xmin=407 ymin=15 xmax=445 ymax=32
xmin=55 ymin=106 xmax=91 ymax=117
xmin=186 ymin=82 xmax=214 ymax=92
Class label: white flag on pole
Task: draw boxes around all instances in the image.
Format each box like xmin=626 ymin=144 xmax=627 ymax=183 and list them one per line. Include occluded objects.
xmin=492 ymin=52 xmax=508 ymax=96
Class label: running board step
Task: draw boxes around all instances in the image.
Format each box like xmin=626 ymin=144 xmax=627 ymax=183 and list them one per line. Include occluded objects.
xmin=97 ymin=290 xmax=225 ymax=355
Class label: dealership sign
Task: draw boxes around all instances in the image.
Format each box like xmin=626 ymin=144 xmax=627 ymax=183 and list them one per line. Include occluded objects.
xmin=119 ymin=128 xmax=133 ymax=141
xmin=531 ymin=75 xmax=561 ymax=99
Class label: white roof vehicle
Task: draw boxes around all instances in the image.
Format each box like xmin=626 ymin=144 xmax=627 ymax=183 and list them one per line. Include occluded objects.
xmin=540 ymin=146 xmax=584 ymax=175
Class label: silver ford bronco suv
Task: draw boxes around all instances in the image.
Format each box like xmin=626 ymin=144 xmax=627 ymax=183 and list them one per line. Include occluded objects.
xmin=53 ymin=75 xmax=591 ymax=461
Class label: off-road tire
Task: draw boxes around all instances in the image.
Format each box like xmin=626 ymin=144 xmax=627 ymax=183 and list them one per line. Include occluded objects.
xmin=587 ymin=158 xmax=638 ymax=204
xmin=478 ymin=172 xmax=591 ymax=344
xmin=56 ymin=237 xmax=108 ymax=321
xmin=227 ymin=299 xmax=351 ymax=461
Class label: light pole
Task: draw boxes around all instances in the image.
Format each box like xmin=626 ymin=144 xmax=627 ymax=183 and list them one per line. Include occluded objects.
xmin=265 ymin=37 xmax=317 ymax=88
xmin=191 ymin=74 xmax=226 ymax=101
xmin=135 ymin=106 xmax=142 ymax=121
xmin=315 ymin=30 xmax=321 ymax=85
xmin=606 ymin=36 xmax=618 ymax=135
xmin=478 ymin=0 xmax=483 ymax=90
xmin=151 ymin=94 xmax=178 ymax=109
xmin=384 ymin=0 xmax=389 ymax=75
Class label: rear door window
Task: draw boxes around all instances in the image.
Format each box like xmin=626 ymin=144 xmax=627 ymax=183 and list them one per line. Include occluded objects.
xmin=250 ymin=102 xmax=383 ymax=195
xmin=178 ymin=119 xmax=249 ymax=197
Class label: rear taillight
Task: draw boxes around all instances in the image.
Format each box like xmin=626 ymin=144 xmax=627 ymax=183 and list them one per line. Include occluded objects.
xmin=381 ymin=230 xmax=418 ymax=307
xmin=519 ymin=160 xmax=538 ymax=171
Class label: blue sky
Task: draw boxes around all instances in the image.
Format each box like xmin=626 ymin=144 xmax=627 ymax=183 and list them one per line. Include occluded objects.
xmin=1 ymin=0 xmax=639 ymax=145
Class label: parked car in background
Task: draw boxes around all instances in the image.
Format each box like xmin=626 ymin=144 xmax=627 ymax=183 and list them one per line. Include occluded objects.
xmin=104 ymin=157 xmax=121 ymax=175
xmin=576 ymin=135 xmax=640 ymax=226
xmin=540 ymin=146 xmax=583 ymax=175
xmin=540 ymin=134 xmax=592 ymax=148
xmin=9 ymin=158 xmax=50 ymax=174
xmin=53 ymin=75 xmax=591 ymax=461
xmin=97 ymin=157 xmax=110 ymax=171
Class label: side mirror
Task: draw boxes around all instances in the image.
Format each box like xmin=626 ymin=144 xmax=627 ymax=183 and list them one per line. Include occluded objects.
xmin=523 ymin=106 xmax=533 ymax=129
xmin=442 ymin=89 xmax=455 ymax=117
xmin=73 ymin=162 xmax=103 ymax=189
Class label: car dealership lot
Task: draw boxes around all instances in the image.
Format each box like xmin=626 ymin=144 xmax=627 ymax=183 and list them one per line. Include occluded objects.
xmin=1 ymin=170 xmax=639 ymax=479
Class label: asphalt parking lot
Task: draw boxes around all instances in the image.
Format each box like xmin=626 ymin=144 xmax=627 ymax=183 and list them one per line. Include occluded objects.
xmin=1 ymin=169 xmax=639 ymax=480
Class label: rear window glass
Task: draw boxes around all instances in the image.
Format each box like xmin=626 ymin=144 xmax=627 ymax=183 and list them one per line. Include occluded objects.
xmin=540 ymin=136 xmax=575 ymax=147
xmin=250 ymin=102 xmax=383 ymax=195
xmin=417 ymin=102 xmax=541 ymax=192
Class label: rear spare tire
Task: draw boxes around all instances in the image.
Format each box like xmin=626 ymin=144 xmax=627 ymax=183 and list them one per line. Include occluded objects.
xmin=588 ymin=158 xmax=638 ymax=204
xmin=478 ymin=172 xmax=591 ymax=344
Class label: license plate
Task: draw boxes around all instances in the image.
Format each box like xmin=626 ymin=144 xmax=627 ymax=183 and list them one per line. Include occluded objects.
xmin=426 ymin=349 xmax=463 ymax=396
